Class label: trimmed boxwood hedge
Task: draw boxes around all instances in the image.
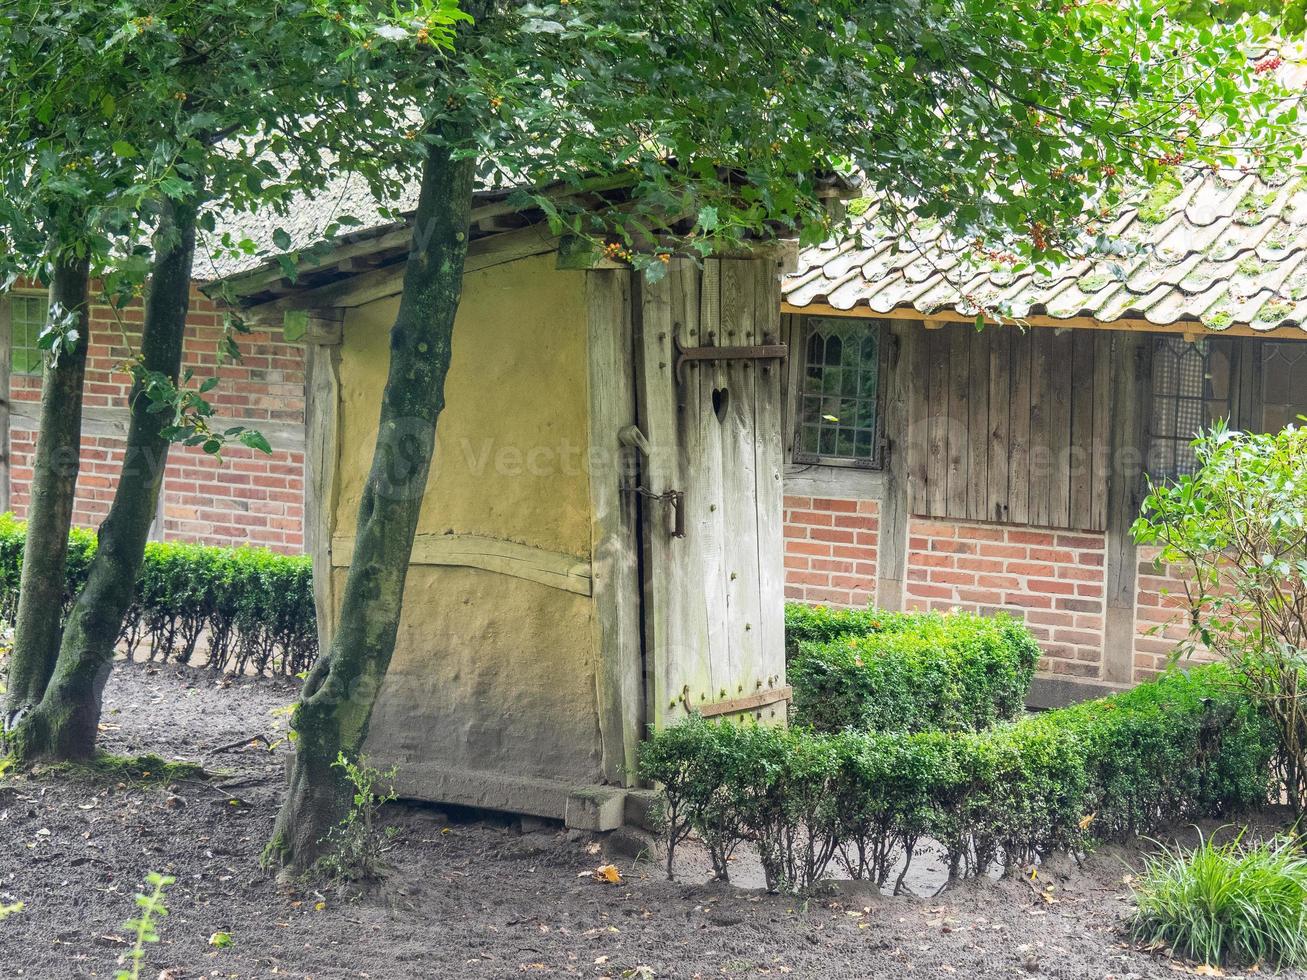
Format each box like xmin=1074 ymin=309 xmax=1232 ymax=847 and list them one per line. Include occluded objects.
xmin=788 ymin=606 xmax=1040 ymax=733
xmin=0 ymin=514 xmax=316 ymax=676
xmin=641 ymin=664 xmax=1277 ymax=893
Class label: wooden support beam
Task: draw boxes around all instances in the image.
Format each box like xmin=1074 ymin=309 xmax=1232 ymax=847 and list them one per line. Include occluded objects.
xmin=244 ymin=224 xmax=560 ymax=321
xmin=1102 ymin=332 xmax=1151 ymax=685
xmin=585 ymin=268 xmax=643 ymax=786
xmin=330 ymin=531 xmax=593 ymax=596
xmin=304 ymin=311 xmax=344 ymax=346
xmin=303 ymin=309 xmax=344 ymax=651
xmin=877 ymin=319 xmax=912 ymax=609
xmin=782 ymin=301 xmax=1307 ymax=342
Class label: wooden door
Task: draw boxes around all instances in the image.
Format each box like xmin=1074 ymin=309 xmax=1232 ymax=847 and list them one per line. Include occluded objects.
xmin=633 ymin=257 xmax=788 ymax=730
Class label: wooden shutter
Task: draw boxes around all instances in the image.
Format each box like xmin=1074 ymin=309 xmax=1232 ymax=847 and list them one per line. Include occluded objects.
xmin=906 ymin=323 xmax=1111 ymax=532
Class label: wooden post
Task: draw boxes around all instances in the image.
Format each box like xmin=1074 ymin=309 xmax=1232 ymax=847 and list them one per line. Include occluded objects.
xmin=302 ymin=310 xmax=345 ymax=652
xmin=877 ymin=319 xmax=913 ymax=610
xmin=585 ymin=269 xmax=643 ymax=786
xmin=1102 ymin=332 xmax=1151 ymax=684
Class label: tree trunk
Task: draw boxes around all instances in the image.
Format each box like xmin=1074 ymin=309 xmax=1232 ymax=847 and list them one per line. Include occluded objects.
xmin=2 ymin=256 xmax=91 ymax=732
xmin=264 ymin=138 xmax=476 ymax=873
xmin=10 ymin=198 xmax=197 ymax=763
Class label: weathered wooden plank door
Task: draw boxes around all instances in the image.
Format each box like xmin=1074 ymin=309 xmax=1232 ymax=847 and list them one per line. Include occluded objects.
xmin=633 ymin=257 xmax=787 ymax=731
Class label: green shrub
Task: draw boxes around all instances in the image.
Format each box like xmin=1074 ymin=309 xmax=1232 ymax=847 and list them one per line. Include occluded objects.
xmin=1130 ymin=833 xmax=1307 ymax=968
xmin=1133 ymin=422 xmax=1307 ymax=814
xmin=788 ymin=608 xmax=1040 ymax=733
xmin=783 ymin=604 xmax=915 ymax=655
xmin=0 ymin=513 xmax=316 ymax=676
xmin=1055 ymin=663 xmax=1275 ymax=839
xmin=641 ymin=664 xmax=1277 ymax=893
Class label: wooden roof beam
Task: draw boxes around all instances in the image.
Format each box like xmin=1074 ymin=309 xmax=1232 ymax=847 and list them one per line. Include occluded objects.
xmin=781 ymin=301 xmax=1307 ymax=342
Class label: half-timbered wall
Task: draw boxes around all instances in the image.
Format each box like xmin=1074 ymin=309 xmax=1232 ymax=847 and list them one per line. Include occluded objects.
xmin=781 ymin=312 xmax=1307 ymax=702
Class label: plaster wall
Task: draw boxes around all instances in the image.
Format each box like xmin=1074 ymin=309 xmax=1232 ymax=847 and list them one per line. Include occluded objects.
xmin=333 ymin=252 xmax=603 ymax=784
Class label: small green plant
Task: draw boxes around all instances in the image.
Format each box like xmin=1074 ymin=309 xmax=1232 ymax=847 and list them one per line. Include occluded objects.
xmin=0 ymin=901 xmax=22 ymax=920
xmin=1131 ymin=832 xmax=1307 ymax=968
xmin=313 ymin=753 xmax=399 ymax=884
xmin=115 ymin=872 xmax=174 ymax=980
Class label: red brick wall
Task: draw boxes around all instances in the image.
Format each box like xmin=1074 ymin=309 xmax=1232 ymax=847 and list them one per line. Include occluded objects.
xmin=779 ymin=492 xmax=1230 ymax=691
xmin=7 ymin=285 xmax=306 ymax=553
xmin=901 ymin=519 xmax=1107 ymax=678
xmin=1133 ymin=545 xmax=1215 ymax=682
xmin=782 ymin=495 xmax=878 ymax=607
xmin=779 ymin=494 xmax=1117 ymax=680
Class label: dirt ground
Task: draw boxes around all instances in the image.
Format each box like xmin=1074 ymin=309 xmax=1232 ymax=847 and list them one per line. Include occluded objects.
xmin=0 ymin=660 xmax=1298 ymax=980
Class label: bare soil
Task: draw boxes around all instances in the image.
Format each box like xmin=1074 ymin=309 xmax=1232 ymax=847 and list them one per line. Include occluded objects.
xmin=0 ymin=659 xmax=1297 ymax=980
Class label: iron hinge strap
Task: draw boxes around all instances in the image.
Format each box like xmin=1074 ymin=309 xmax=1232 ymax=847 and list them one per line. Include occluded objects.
xmin=673 ymin=337 xmax=788 ymax=384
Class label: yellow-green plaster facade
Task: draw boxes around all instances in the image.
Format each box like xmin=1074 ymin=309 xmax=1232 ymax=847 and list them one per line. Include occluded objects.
xmin=333 ymin=253 xmax=606 ymax=786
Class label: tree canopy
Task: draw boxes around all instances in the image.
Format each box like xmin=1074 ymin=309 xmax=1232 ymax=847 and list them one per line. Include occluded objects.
xmin=280 ymin=0 xmax=1301 ymax=280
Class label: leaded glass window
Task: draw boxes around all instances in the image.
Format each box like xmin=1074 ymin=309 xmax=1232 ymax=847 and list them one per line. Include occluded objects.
xmin=793 ymin=317 xmax=885 ymax=467
xmin=1261 ymin=341 xmax=1307 ymax=432
xmin=1147 ymin=336 xmax=1235 ymax=480
xmin=8 ymin=293 xmax=45 ymax=375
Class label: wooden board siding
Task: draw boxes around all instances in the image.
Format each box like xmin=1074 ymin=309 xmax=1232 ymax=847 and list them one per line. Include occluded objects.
xmin=906 ymin=322 xmax=1111 ymax=533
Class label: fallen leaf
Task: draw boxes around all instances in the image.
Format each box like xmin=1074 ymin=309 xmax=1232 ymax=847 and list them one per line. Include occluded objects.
xmin=593 ymin=864 xmax=622 ymax=884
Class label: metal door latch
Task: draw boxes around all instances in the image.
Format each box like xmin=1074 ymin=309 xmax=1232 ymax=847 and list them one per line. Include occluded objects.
xmin=622 ymin=482 xmax=685 ymax=538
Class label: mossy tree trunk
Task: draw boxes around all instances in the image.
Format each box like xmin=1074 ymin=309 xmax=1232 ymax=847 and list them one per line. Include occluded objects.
xmin=264 ymin=138 xmax=475 ymax=873
xmin=10 ymin=198 xmax=197 ymax=763
xmin=3 ymin=255 xmax=91 ymax=733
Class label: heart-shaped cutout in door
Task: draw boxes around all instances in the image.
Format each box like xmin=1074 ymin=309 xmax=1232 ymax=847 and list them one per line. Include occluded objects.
xmin=711 ymin=386 xmax=729 ymax=423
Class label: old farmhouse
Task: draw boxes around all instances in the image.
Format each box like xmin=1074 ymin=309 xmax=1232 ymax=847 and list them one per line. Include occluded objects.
xmin=3 ymin=159 xmax=1305 ymax=820
xmin=781 ymin=167 xmax=1307 ymax=704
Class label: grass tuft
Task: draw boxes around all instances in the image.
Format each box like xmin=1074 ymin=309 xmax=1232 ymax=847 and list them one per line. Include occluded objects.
xmin=38 ymin=752 xmax=206 ymax=783
xmin=1130 ymin=831 xmax=1307 ymax=969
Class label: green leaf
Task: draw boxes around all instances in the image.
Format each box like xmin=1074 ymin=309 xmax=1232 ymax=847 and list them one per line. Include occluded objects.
xmin=238 ymin=430 xmax=273 ymax=455
xmin=111 ymin=141 xmax=137 ymax=159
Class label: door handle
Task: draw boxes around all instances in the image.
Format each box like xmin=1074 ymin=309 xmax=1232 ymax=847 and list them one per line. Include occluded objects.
xmin=618 ymin=424 xmax=651 ymax=457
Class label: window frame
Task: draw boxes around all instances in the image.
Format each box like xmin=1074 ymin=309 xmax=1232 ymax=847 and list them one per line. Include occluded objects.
xmin=1259 ymin=339 xmax=1307 ymax=433
xmin=4 ymin=290 xmax=47 ymax=376
xmin=1144 ymin=334 xmax=1307 ymax=483
xmin=789 ymin=315 xmax=889 ymax=471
